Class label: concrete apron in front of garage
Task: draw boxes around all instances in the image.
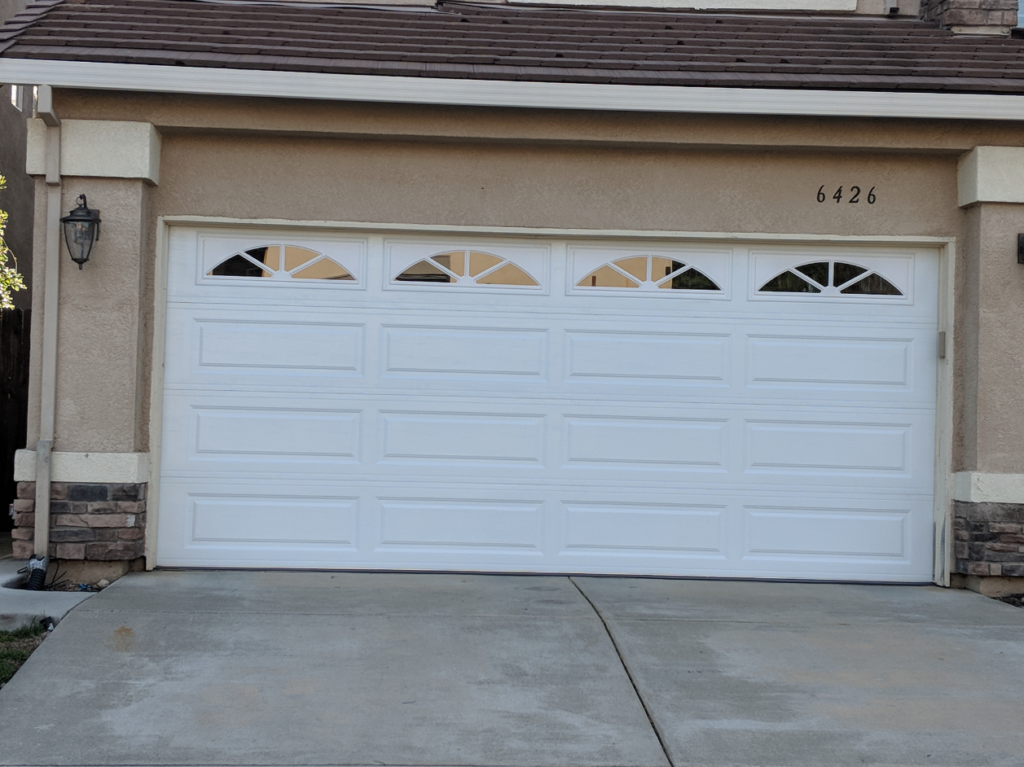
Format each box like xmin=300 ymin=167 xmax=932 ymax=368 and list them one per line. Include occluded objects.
xmin=0 ymin=573 xmax=1023 ymax=767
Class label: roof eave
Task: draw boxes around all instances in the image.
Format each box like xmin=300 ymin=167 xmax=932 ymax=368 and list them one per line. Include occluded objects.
xmin=3 ymin=57 xmax=1024 ymax=121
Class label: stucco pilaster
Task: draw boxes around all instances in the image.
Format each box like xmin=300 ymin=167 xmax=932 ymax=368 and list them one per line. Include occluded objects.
xmin=971 ymin=203 xmax=1024 ymax=473
xmin=52 ymin=178 xmax=151 ymax=452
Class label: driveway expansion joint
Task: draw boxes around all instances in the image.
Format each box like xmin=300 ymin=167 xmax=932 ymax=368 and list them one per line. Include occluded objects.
xmin=569 ymin=576 xmax=676 ymax=767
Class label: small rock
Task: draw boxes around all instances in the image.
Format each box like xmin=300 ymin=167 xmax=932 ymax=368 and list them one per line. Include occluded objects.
xmin=96 ymin=579 xmax=110 ymax=589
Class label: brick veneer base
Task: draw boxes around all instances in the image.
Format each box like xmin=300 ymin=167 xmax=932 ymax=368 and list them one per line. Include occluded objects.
xmin=954 ymin=500 xmax=1024 ymax=578
xmin=919 ymin=0 xmax=1018 ymax=29
xmin=12 ymin=481 xmax=146 ymax=561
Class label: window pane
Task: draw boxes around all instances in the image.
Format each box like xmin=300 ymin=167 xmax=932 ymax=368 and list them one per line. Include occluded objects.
xmin=651 ymin=258 xmax=686 ymax=283
xmin=476 ymin=262 xmax=538 ymax=286
xmin=209 ymin=254 xmax=271 ymax=278
xmin=760 ymin=271 xmax=820 ymax=293
xmin=469 ymin=251 xmax=503 ymax=277
xmin=662 ymin=268 xmax=720 ymax=291
xmin=840 ymin=273 xmax=903 ymax=296
xmin=245 ymin=245 xmax=280 ymax=272
xmin=292 ymin=258 xmax=354 ymax=280
xmin=395 ymin=260 xmax=453 ymax=283
xmin=284 ymin=246 xmax=319 ymax=272
xmin=434 ymin=251 xmax=466 ymax=277
xmin=833 ymin=262 xmax=867 ymax=287
xmin=613 ymin=257 xmax=648 ymax=282
xmin=795 ymin=262 xmax=829 ymax=286
xmin=578 ymin=265 xmax=641 ymax=288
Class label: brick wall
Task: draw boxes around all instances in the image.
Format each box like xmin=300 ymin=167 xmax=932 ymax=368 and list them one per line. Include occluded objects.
xmin=920 ymin=0 xmax=1018 ymax=30
xmin=954 ymin=501 xmax=1024 ymax=577
xmin=11 ymin=481 xmax=146 ymax=562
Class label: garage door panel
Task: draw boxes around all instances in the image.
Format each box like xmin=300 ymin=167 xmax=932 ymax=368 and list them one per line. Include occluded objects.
xmin=191 ymin=494 xmax=360 ymax=549
xmin=193 ymin=407 xmax=362 ymax=463
xmin=740 ymin=495 xmax=933 ymax=567
xmin=161 ymin=394 xmax=366 ymax=473
xmin=159 ymin=229 xmax=940 ymax=580
xmin=565 ymin=330 xmax=730 ymax=386
xmin=196 ymin=320 xmax=365 ymax=376
xmin=561 ymin=502 xmax=727 ymax=558
xmin=164 ymin=305 xmax=368 ymax=388
xmin=376 ymin=497 xmax=546 ymax=555
xmin=563 ymin=416 xmax=728 ymax=472
xmin=744 ymin=506 xmax=908 ymax=561
xmin=745 ymin=419 xmax=912 ymax=476
xmin=382 ymin=325 xmax=548 ymax=380
xmin=747 ymin=335 xmax=911 ymax=389
xmin=379 ymin=411 xmax=547 ymax=467
xmin=156 ymin=481 xmax=363 ymax=562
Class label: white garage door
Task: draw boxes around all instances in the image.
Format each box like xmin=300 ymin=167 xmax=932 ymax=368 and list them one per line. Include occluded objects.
xmin=157 ymin=227 xmax=939 ymax=581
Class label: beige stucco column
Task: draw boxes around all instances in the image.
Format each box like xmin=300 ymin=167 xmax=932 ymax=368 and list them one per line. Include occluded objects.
xmin=11 ymin=119 xmax=159 ymax=567
xmin=955 ymin=148 xmax=1024 ymax=485
xmin=952 ymin=147 xmax=1024 ymax=593
xmin=21 ymin=119 xmax=159 ymax=459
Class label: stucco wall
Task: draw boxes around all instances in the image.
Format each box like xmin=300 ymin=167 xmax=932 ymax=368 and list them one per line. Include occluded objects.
xmin=152 ymin=135 xmax=960 ymax=234
xmin=971 ymin=204 xmax=1024 ymax=473
xmin=25 ymin=178 xmax=149 ymax=453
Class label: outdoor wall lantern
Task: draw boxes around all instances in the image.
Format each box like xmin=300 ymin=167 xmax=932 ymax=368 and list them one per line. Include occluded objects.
xmin=1018 ymin=234 xmax=1024 ymax=265
xmin=60 ymin=195 xmax=101 ymax=269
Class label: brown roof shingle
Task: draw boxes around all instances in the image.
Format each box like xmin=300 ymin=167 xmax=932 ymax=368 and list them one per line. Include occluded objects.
xmin=3 ymin=0 xmax=1024 ymax=93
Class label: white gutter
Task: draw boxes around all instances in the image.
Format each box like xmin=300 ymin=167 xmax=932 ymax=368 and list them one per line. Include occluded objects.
xmin=3 ymin=59 xmax=1024 ymax=121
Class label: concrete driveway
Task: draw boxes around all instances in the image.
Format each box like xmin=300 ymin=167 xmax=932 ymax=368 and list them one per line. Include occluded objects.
xmin=1 ymin=572 xmax=1022 ymax=767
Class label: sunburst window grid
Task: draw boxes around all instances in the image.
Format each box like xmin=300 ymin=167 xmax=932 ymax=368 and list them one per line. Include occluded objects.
xmin=208 ymin=245 xmax=355 ymax=281
xmin=577 ymin=255 xmax=720 ymax=291
xmin=759 ymin=261 xmax=902 ymax=296
xmin=394 ymin=250 xmax=540 ymax=287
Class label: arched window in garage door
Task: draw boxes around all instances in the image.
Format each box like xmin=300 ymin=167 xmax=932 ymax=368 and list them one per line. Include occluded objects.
xmin=394 ymin=250 xmax=540 ymax=287
xmin=577 ymin=255 xmax=720 ymax=291
xmin=759 ymin=261 xmax=902 ymax=296
xmin=207 ymin=245 xmax=355 ymax=281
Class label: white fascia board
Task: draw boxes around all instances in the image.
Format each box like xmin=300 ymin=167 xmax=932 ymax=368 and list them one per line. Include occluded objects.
xmin=5 ymin=59 xmax=1024 ymax=121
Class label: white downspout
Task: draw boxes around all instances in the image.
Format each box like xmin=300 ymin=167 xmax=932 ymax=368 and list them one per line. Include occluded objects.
xmin=32 ymin=85 xmax=60 ymax=565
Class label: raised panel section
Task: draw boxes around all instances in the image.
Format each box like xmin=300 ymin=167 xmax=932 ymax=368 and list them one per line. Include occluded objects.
xmin=748 ymin=335 xmax=910 ymax=389
xmin=380 ymin=412 xmax=545 ymax=465
xmin=194 ymin=408 xmax=360 ymax=462
xmin=191 ymin=495 xmax=359 ymax=548
xmin=197 ymin=320 xmax=363 ymax=376
xmin=562 ymin=503 xmax=725 ymax=555
xmin=565 ymin=417 xmax=727 ymax=470
xmin=377 ymin=499 xmax=543 ymax=552
xmin=384 ymin=326 xmax=546 ymax=379
xmin=746 ymin=420 xmax=908 ymax=474
xmin=566 ymin=331 xmax=728 ymax=385
xmin=745 ymin=506 xmax=907 ymax=559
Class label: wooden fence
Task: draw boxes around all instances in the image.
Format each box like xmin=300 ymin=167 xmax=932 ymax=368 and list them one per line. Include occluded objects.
xmin=0 ymin=307 xmax=29 ymax=533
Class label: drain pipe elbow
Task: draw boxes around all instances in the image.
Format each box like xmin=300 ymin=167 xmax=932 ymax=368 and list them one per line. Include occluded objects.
xmin=24 ymin=555 xmax=48 ymax=591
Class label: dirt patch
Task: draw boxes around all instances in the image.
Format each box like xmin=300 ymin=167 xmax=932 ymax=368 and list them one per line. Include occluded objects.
xmin=0 ymin=624 xmax=48 ymax=688
xmin=996 ymin=593 xmax=1024 ymax=609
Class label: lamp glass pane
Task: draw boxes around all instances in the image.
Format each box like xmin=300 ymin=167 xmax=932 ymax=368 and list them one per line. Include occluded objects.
xmin=63 ymin=220 xmax=95 ymax=263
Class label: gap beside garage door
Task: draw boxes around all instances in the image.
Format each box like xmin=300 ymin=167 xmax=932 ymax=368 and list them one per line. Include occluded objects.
xmin=156 ymin=227 xmax=939 ymax=581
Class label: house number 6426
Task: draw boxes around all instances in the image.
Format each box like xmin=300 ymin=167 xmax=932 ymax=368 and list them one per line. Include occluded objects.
xmin=817 ymin=185 xmax=876 ymax=204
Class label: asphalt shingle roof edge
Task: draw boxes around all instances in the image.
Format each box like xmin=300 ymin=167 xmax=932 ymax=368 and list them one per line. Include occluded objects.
xmin=3 ymin=0 xmax=1024 ymax=98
